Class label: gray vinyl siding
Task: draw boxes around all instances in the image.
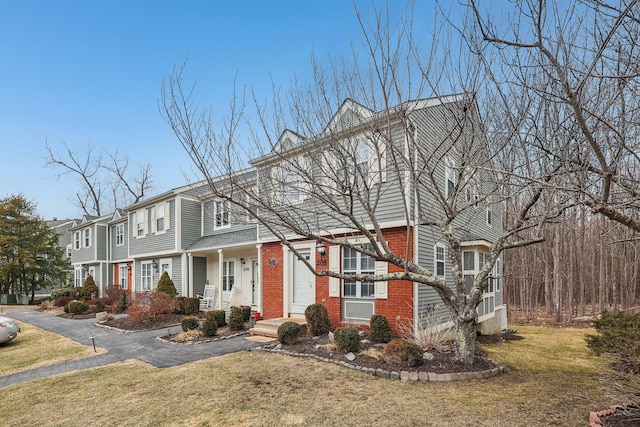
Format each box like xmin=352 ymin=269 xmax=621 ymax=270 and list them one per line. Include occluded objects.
xmin=257 ymin=122 xmax=411 ymax=241
xmin=133 ymin=255 xmax=182 ymax=293
xmin=171 ymin=256 xmax=183 ymax=295
xmin=411 ymin=102 xmax=504 ymax=322
xmin=72 ymin=226 xmax=98 ymax=263
xmin=111 ymin=221 xmax=129 ymax=261
xmin=129 ymin=200 xmax=177 ymax=255
xmin=192 ymin=257 xmax=207 ymax=297
xmin=96 ymin=225 xmax=107 ymax=260
xmin=180 ymin=199 xmax=202 ymax=249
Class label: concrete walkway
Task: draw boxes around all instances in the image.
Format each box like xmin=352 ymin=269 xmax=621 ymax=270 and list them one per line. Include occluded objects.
xmin=0 ymin=308 xmax=269 ymax=388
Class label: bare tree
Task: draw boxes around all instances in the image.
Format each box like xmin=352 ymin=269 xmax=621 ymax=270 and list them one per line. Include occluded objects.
xmin=160 ymin=4 xmax=555 ymax=364
xmin=45 ymin=140 xmax=153 ymax=217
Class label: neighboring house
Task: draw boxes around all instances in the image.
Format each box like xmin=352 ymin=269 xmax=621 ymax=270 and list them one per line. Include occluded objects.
xmin=63 ymin=94 xmax=505 ymax=336
xmin=108 ymin=209 xmax=133 ymax=299
xmin=69 ymin=214 xmax=111 ymax=294
xmin=46 ymin=218 xmax=76 ymax=288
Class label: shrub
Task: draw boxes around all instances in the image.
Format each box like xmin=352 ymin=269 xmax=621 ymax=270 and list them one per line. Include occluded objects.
xmin=52 ymin=287 xmax=74 ymax=299
xmin=118 ymin=292 xmax=128 ymax=313
xmin=105 ymin=285 xmax=124 ymax=302
xmin=241 ymin=305 xmax=252 ymax=322
xmin=55 ymin=296 xmax=74 ymax=308
xmin=304 ymin=303 xmax=331 ymax=336
xmin=149 ymin=291 xmax=180 ymax=320
xmin=334 ymin=327 xmax=360 ymax=353
xmin=66 ymin=300 xmax=89 ymax=315
xmin=586 ymin=310 xmax=640 ymax=373
xmin=40 ymin=300 xmax=52 ymax=310
xmin=228 ymin=306 xmax=245 ymax=331
xmin=181 ymin=316 xmax=200 ymax=332
xmin=382 ymin=339 xmax=424 ymax=367
xmin=207 ymin=309 xmax=226 ymax=327
xmin=370 ymin=314 xmax=392 ymax=343
xmin=201 ymin=318 xmax=218 ymax=337
xmin=182 ymin=297 xmax=200 ymax=315
xmin=89 ymin=297 xmax=113 ymax=313
xmin=278 ymin=321 xmax=302 ymax=345
xmin=156 ymin=271 xmax=177 ymax=297
xmin=81 ymin=275 xmax=98 ymax=300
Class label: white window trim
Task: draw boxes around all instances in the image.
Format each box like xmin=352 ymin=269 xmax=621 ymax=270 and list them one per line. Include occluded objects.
xmin=222 ymin=258 xmax=236 ymax=293
xmin=141 ymin=261 xmax=153 ymax=291
xmin=136 ymin=210 xmax=146 ymax=238
xmin=84 ymin=228 xmax=91 ymax=248
xmin=115 ymin=224 xmax=124 ymax=246
xmin=119 ymin=264 xmax=128 ymax=290
xmin=342 ymin=246 xmax=376 ymax=299
xmin=435 ymin=244 xmax=446 ymax=279
xmin=328 ymin=237 xmax=388 ymax=299
xmin=74 ymin=232 xmax=80 ymax=250
xmin=214 ymin=199 xmax=231 ymax=230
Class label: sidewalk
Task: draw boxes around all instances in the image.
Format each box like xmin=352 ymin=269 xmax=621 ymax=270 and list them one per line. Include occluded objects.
xmin=0 ymin=308 xmax=268 ymax=388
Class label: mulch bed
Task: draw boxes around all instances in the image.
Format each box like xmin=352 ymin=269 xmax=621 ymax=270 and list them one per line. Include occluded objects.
xmin=101 ymin=314 xmax=184 ymax=331
xmin=264 ymin=331 xmax=513 ymax=374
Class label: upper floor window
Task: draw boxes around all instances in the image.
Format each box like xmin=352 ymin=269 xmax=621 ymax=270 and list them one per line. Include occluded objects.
xmin=136 ymin=210 xmax=145 ymax=237
xmin=74 ymin=232 xmax=80 ymax=250
xmin=66 ymin=246 xmax=72 ymax=258
xmin=115 ymin=224 xmax=124 ymax=246
xmin=486 ymin=207 xmax=493 ymax=226
xmin=84 ymin=228 xmax=91 ymax=247
xmin=215 ymin=200 xmax=230 ymax=229
xmin=445 ymin=156 xmax=457 ymax=198
xmin=156 ymin=203 xmax=165 ymax=232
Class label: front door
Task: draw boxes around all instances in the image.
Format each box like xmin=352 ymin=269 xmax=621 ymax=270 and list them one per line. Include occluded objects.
xmin=251 ymin=259 xmax=259 ymax=306
xmin=289 ymin=250 xmax=313 ymax=316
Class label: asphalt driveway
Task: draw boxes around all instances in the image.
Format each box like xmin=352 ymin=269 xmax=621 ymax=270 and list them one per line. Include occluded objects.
xmin=0 ymin=308 xmax=269 ymax=388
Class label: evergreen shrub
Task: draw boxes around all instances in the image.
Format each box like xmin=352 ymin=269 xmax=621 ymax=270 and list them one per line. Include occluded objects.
xmin=586 ymin=310 xmax=640 ymax=373
xmin=382 ymin=339 xmax=424 ymax=367
xmin=228 ymin=306 xmax=245 ymax=331
xmin=370 ymin=314 xmax=392 ymax=343
xmin=334 ymin=327 xmax=360 ymax=353
xmin=201 ymin=318 xmax=218 ymax=337
xmin=278 ymin=321 xmax=301 ymax=345
xmin=207 ymin=309 xmax=226 ymax=327
xmin=304 ymin=303 xmax=331 ymax=336
xmin=156 ymin=271 xmax=177 ymax=297
xmin=181 ymin=316 xmax=200 ymax=332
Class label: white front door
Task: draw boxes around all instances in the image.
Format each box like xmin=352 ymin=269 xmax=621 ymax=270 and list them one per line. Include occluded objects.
xmin=289 ymin=250 xmax=313 ymax=316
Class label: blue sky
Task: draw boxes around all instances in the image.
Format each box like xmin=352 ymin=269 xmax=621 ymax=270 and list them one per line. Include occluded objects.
xmin=0 ymin=0 xmax=444 ymax=220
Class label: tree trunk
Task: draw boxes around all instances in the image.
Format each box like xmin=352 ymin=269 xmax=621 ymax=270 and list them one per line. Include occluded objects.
xmin=453 ymin=314 xmax=477 ymax=364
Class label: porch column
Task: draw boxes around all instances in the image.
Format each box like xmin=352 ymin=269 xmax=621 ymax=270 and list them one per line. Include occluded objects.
xmin=256 ymin=243 xmax=262 ymax=312
xmin=217 ymin=249 xmax=224 ymax=309
xmin=186 ymin=253 xmax=192 ymax=297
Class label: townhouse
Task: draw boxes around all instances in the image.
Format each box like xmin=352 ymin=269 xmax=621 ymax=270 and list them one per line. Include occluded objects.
xmin=69 ymin=93 xmax=506 ymax=335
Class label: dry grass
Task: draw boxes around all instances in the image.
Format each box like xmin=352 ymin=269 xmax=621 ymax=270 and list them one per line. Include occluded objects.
xmin=0 ymin=320 xmax=105 ymax=376
xmin=0 ymin=325 xmax=615 ymax=426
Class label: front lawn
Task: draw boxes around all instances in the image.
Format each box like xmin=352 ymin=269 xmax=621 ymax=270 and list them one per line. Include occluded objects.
xmin=0 ymin=320 xmax=105 ymax=376
xmin=0 ymin=325 xmax=616 ymax=426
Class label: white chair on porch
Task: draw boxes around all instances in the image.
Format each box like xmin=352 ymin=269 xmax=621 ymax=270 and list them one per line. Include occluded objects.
xmin=197 ymin=284 xmax=216 ymax=310
xmin=221 ymin=284 xmax=236 ymax=310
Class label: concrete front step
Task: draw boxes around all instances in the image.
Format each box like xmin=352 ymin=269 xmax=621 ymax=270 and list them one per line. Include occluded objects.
xmin=249 ymin=317 xmax=307 ymax=338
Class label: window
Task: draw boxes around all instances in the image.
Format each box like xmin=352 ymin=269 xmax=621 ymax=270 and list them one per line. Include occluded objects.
xmin=74 ymin=268 xmax=81 ymax=287
xmin=74 ymin=232 xmax=80 ymax=250
xmin=435 ymin=245 xmax=446 ymax=278
xmin=141 ymin=262 xmax=152 ymax=291
xmin=342 ymin=246 xmax=375 ymax=298
xmin=492 ymin=258 xmax=501 ymax=292
xmin=215 ymin=200 xmax=230 ymax=228
xmin=486 ymin=207 xmax=493 ymax=226
xmin=445 ymin=156 xmax=456 ymax=198
xmin=156 ymin=203 xmax=165 ymax=232
xmin=462 ymin=248 xmax=495 ymax=319
xmin=115 ymin=224 xmax=124 ymax=246
xmin=119 ymin=265 xmax=128 ymax=289
xmin=84 ymin=229 xmax=91 ymax=247
xmin=137 ymin=211 xmax=145 ymax=237
xmin=282 ymin=156 xmax=309 ymax=204
xmin=222 ymin=260 xmax=235 ymax=292
xmin=66 ymin=246 xmax=72 ymax=258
